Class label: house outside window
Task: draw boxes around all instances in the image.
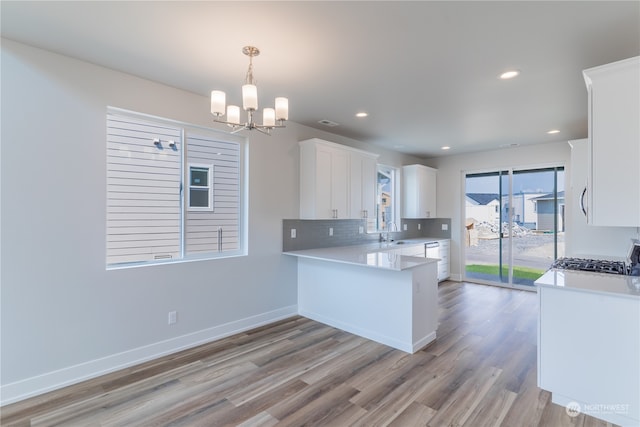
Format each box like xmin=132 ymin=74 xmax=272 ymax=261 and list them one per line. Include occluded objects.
xmin=106 ymin=108 xmax=245 ymax=267
xmin=188 ymin=164 xmax=213 ymax=211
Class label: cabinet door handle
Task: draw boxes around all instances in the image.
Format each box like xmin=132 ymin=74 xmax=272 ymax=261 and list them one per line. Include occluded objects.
xmin=580 ymin=187 xmax=588 ymax=217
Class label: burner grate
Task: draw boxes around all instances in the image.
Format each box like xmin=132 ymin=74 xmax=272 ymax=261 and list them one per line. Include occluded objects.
xmin=551 ymin=257 xmax=628 ymax=275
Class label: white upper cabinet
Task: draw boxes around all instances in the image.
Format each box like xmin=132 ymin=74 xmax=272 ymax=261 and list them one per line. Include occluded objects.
xmin=299 ymin=138 xmax=378 ymax=221
xmin=583 ymin=56 xmax=640 ymax=226
xmin=350 ymin=152 xmax=378 ymax=230
xmin=402 ymin=164 xmax=437 ymax=218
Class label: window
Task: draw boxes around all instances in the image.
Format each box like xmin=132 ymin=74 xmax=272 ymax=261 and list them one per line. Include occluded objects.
xmin=188 ymin=164 xmax=213 ymax=211
xmin=376 ymin=164 xmax=398 ymax=231
xmin=106 ymin=109 xmax=245 ymax=267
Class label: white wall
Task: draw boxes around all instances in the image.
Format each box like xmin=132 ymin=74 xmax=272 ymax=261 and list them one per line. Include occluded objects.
xmin=0 ymin=39 xmax=423 ymax=404
xmin=432 ymin=142 xmax=572 ymax=280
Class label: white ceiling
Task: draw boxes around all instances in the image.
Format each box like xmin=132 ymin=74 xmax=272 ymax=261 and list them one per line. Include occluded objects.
xmin=2 ymin=1 xmax=638 ymax=157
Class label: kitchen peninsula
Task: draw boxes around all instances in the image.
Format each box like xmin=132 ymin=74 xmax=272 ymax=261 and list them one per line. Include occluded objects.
xmin=284 ymin=241 xmax=439 ymax=353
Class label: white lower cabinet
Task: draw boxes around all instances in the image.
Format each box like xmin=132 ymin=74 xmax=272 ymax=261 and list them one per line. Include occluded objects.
xmin=538 ymin=286 xmax=639 ymax=426
xmin=437 ymin=240 xmax=450 ymax=282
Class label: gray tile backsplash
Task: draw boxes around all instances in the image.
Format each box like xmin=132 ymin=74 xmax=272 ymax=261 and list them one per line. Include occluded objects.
xmin=283 ymin=218 xmax=451 ymax=251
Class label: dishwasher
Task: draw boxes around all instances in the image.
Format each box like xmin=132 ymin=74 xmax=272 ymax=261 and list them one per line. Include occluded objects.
xmin=424 ymin=241 xmax=439 ymax=258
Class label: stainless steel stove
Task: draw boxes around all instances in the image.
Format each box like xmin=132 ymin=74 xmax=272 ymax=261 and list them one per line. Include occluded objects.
xmin=551 ymin=257 xmax=629 ymax=275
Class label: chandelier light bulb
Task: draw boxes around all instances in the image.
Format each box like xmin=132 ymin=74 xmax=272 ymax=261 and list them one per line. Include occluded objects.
xmin=227 ymin=105 xmax=240 ymax=125
xmin=263 ymin=108 xmax=276 ymax=127
xmin=242 ymin=84 xmax=258 ymax=111
xmin=275 ymin=97 xmax=289 ymax=121
xmin=211 ymin=90 xmax=226 ymax=116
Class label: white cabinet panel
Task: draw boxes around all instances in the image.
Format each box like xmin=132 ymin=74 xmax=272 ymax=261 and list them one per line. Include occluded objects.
xmin=437 ymin=239 xmax=450 ymax=281
xmin=300 ymin=139 xmax=349 ymax=219
xmin=300 ymin=138 xmax=378 ymax=220
xmin=330 ymin=148 xmax=349 ymax=218
xmin=538 ymin=286 xmax=640 ymax=425
xmin=350 ymin=152 xmax=378 ymax=230
xmin=403 ymin=164 xmax=437 ymax=219
xmin=566 ymin=139 xmax=637 ymax=257
xmin=583 ymin=56 xmax=640 ymax=226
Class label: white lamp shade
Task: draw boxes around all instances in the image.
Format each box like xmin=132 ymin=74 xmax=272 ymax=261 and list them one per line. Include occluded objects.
xmin=242 ymin=84 xmax=258 ymax=111
xmin=227 ymin=105 xmax=240 ymax=125
xmin=211 ymin=90 xmax=226 ymax=116
xmin=263 ymin=108 xmax=275 ymax=127
xmin=275 ymin=97 xmax=289 ymax=121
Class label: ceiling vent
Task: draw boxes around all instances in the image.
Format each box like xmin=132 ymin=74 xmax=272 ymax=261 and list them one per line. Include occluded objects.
xmin=318 ymin=119 xmax=340 ymax=127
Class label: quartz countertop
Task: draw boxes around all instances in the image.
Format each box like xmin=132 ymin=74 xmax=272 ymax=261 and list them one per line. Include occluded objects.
xmin=283 ymin=243 xmax=439 ymax=271
xmin=535 ymin=269 xmax=640 ymax=298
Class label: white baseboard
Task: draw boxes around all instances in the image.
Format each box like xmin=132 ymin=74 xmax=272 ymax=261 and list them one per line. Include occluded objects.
xmin=1 ymin=305 xmax=297 ymax=406
xmin=412 ymin=331 xmax=437 ymax=352
xmin=299 ymin=308 xmax=434 ymax=355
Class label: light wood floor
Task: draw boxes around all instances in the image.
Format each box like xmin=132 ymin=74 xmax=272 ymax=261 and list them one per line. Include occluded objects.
xmin=1 ymin=281 xmax=617 ymax=427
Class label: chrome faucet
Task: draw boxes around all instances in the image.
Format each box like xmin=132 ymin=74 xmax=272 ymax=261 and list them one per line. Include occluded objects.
xmin=380 ymin=222 xmax=398 ymax=244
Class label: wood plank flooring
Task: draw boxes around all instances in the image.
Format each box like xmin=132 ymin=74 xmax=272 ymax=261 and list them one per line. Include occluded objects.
xmin=1 ymin=282 xmax=617 ymax=426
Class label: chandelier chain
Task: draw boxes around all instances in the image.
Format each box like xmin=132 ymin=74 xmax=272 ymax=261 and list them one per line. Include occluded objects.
xmin=245 ymin=57 xmax=255 ymax=85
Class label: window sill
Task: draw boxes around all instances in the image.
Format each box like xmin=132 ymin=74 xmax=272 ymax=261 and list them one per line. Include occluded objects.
xmin=106 ymin=251 xmax=247 ymax=271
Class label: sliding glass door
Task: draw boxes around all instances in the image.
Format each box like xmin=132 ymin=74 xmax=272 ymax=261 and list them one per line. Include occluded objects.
xmin=464 ymin=167 xmax=564 ymax=288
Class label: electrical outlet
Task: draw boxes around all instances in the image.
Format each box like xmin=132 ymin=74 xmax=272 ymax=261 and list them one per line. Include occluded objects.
xmin=168 ymin=311 xmax=177 ymax=325
xmin=442 ymin=223 xmax=448 ymax=231
xmin=359 ymin=226 xmax=364 ymax=234
xmin=291 ymin=228 xmax=297 ymax=238
xmin=329 ymin=227 xmax=334 ymax=236
xmin=403 ymin=223 xmax=408 ymax=231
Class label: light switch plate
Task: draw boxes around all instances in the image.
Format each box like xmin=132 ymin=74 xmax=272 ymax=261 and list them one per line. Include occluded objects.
xmin=329 ymin=227 xmax=333 ymax=236
xmin=442 ymin=223 xmax=448 ymax=231
xmin=291 ymin=228 xmax=297 ymax=238
xmin=403 ymin=223 xmax=408 ymax=231
xmin=359 ymin=226 xmax=364 ymax=234
xmin=418 ymin=224 xmax=421 ymax=230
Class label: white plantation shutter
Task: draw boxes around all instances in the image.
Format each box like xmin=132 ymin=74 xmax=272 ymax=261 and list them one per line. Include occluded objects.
xmin=185 ymin=132 xmax=240 ymax=254
xmin=107 ymin=114 xmax=182 ymax=265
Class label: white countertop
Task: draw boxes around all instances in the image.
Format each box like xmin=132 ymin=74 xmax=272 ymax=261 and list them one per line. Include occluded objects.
xmin=283 ymin=242 xmax=439 ymax=271
xmin=535 ymin=269 xmax=640 ymax=299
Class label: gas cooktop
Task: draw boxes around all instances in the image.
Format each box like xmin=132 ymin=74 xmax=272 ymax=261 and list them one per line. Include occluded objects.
xmin=551 ymin=257 xmax=629 ymax=275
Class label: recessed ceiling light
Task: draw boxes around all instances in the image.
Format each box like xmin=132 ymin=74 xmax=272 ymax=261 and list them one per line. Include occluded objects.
xmin=547 ymin=129 xmax=560 ymax=134
xmin=499 ymin=70 xmax=520 ymax=80
xmin=441 ymin=146 xmax=451 ymax=150
xmin=355 ymin=112 xmax=368 ymax=118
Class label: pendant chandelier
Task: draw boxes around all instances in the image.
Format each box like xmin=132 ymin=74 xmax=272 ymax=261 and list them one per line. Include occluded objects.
xmin=210 ymin=46 xmax=288 ymax=135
